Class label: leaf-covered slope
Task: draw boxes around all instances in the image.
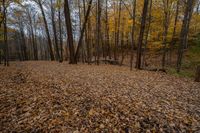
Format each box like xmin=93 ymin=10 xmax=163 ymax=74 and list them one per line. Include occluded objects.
xmin=0 ymin=62 xmax=200 ymax=132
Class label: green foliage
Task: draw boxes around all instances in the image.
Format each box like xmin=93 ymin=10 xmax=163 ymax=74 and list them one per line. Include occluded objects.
xmin=186 ymin=35 xmax=200 ymax=66
xmin=167 ymin=68 xmax=195 ymax=78
xmin=168 ymin=34 xmax=200 ymax=79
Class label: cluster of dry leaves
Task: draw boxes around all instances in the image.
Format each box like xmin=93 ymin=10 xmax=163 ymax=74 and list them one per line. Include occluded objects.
xmin=0 ymin=61 xmax=200 ymax=132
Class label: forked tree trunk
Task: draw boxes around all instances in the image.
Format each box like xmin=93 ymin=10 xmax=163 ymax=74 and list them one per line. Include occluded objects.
xmin=74 ymin=0 xmax=93 ymax=62
xmin=83 ymin=0 xmax=91 ymax=64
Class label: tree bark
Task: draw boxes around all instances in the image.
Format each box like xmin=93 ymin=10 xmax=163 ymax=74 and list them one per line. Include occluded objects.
xmin=143 ymin=0 xmax=152 ymax=68
xmin=114 ymin=0 xmax=122 ymax=61
xmin=177 ymin=0 xmax=195 ymax=72
xmin=135 ymin=0 xmax=149 ymax=69
xmin=74 ymin=0 xmax=93 ymax=62
xmin=195 ymin=66 xmax=200 ymax=82
xmin=58 ymin=3 xmax=63 ymax=62
xmin=105 ymin=0 xmax=111 ymax=60
xmin=130 ymin=0 xmax=137 ymax=70
xmin=169 ymin=0 xmax=180 ymax=64
xmin=3 ymin=0 xmax=9 ymax=66
xmin=64 ymin=0 xmax=76 ymax=64
xmin=19 ymin=20 xmax=28 ymax=61
xmin=37 ymin=0 xmax=55 ymax=61
xmin=26 ymin=10 xmax=34 ymax=60
xmin=162 ymin=0 xmax=171 ymax=69
xmin=96 ymin=0 xmax=101 ymax=65
xmin=51 ymin=0 xmax=60 ymax=61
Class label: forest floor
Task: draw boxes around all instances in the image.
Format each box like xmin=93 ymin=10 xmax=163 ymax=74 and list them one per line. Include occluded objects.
xmin=0 ymin=61 xmax=200 ymax=132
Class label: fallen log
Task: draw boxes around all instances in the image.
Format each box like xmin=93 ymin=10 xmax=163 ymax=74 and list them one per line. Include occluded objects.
xmin=141 ymin=68 xmax=167 ymax=73
xmin=101 ymin=59 xmax=120 ymax=65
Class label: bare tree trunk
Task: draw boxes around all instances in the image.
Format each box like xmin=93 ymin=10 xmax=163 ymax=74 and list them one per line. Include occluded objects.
xmin=120 ymin=17 xmax=125 ymax=66
xmin=58 ymin=3 xmax=63 ymax=62
xmin=130 ymin=0 xmax=137 ymax=70
xmin=135 ymin=0 xmax=149 ymax=69
xmin=74 ymin=0 xmax=93 ymax=62
xmin=195 ymin=65 xmax=200 ymax=82
xmin=78 ymin=0 xmax=85 ymax=63
xmin=33 ymin=15 xmax=38 ymax=60
xmin=114 ymin=2 xmax=117 ymax=60
xmin=115 ymin=0 xmax=122 ymax=61
xmin=27 ymin=10 xmax=36 ymax=60
xmin=37 ymin=0 xmax=55 ymax=61
xmin=143 ymin=0 xmax=152 ymax=68
xmin=169 ymin=0 xmax=180 ymax=64
xmin=51 ymin=0 xmax=60 ymax=61
xmin=162 ymin=0 xmax=171 ymax=69
xmin=96 ymin=0 xmax=101 ymax=65
xmin=177 ymin=0 xmax=195 ymax=72
xmin=3 ymin=0 xmax=9 ymax=66
xmin=83 ymin=0 xmax=90 ymax=64
xmin=64 ymin=0 xmax=76 ymax=64
xmin=19 ymin=21 xmax=28 ymax=61
xmin=28 ymin=29 xmax=34 ymax=60
xmin=105 ymin=0 xmax=111 ymax=60
xmin=87 ymin=16 xmax=92 ymax=64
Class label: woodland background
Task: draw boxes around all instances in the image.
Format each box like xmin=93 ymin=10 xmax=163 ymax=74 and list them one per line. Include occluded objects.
xmin=0 ymin=0 xmax=200 ymax=79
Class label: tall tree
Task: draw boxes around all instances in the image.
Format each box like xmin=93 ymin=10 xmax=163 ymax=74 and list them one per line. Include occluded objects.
xmin=74 ymin=0 xmax=93 ymax=61
xmin=19 ymin=18 xmax=28 ymax=61
xmin=142 ymin=0 xmax=152 ymax=68
xmin=58 ymin=0 xmax=63 ymax=62
xmin=114 ymin=0 xmax=122 ymax=61
xmin=105 ymin=0 xmax=111 ymax=60
xmin=169 ymin=0 xmax=180 ymax=64
xmin=51 ymin=0 xmax=60 ymax=61
xmin=26 ymin=9 xmax=38 ymax=60
xmin=130 ymin=0 xmax=137 ymax=70
xmin=64 ymin=0 xmax=76 ymax=64
xmin=35 ymin=0 xmax=55 ymax=61
xmin=162 ymin=0 xmax=172 ymax=69
xmin=3 ymin=0 xmax=9 ymax=66
xmin=177 ymin=0 xmax=195 ymax=72
xmin=135 ymin=0 xmax=149 ymax=69
xmin=96 ymin=0 xmax=101 ymax=65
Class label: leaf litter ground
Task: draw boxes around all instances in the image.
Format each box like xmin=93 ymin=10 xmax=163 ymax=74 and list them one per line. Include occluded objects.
xmin=0 ymin=61 xmax=200 ymax=132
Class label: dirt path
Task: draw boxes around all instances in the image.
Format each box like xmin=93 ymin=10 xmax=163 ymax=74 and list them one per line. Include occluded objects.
xmin=0 ymin=61 xmax=200 ymax=132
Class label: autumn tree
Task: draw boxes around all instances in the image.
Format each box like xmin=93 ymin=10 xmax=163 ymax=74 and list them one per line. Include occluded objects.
xmin=135 ymin=0 xmax=149 ymax=69
xmin=33 ymin=0 xmax=55 ymax=61
xmin=177 ymin=0 xmax=196 ymax=72
xmin=64 ymin=0 xmax=76 ymax=64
